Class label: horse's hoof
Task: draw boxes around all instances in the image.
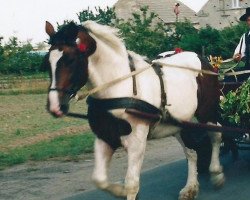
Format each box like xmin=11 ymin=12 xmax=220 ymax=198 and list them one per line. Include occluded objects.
xmin=107 ymin=183 xmax=127 ymax=197
xmin=211 ymin=172 xmax=225 ymax=188
xmin=126 ymin=192 xmax=140 ymax=200
xmin=178 ymin=182 xmax=199 ymax=200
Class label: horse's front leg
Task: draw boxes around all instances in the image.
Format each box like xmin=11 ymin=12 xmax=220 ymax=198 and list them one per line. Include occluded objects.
xmin=121 ymin=124 xmax=149 ymax=200
xmin=176 ymin=134 xmax=199 ymax=200
xmin=207 ymin=122 xmax=225 ymax=188
xmin=92 ymin=138 xmax=114 ymax=190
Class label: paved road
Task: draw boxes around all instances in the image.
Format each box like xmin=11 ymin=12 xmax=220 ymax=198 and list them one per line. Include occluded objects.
xmin=65 ymin=152 xmax=250 ymax=200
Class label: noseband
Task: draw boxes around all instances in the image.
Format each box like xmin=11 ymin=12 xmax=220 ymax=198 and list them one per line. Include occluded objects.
xmin=49 ymin=87 xmax=78 ymax=98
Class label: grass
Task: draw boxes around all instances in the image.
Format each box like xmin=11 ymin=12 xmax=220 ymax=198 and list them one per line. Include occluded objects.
xmin=0 ymin=88 xmax=47 ymax=95
xmin=0 ymin=92 xmax=93 ymax=169
xmin=0 ymin=132 xmax=95 ymax=170
xmin=0 ymin=94 xmax=88 ymax=148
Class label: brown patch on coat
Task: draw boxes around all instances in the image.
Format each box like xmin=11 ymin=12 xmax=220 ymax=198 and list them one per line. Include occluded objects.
xmin=88 ymin=107 xmax=132 ymax=150
xmin=195 ymin=56 xmax=220 ymax=124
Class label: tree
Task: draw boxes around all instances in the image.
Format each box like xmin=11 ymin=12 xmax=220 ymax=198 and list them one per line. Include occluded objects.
xmin=199 ymin=26 xmax=222 ymax=56
xmin=0 ymin=36 xmax=4 ymax=64
xmin=35 ymin=42 xmax=47 ymax=51
xmin=117 ymin=6 xmax=171 ymax=59
xmin=0 ymin=37 xmax=43 ymax=74
xmin=219 ymin=22 xmax=248 ymax=58
xmin=171 ymin=20 xmax=198 ymax=43
xmin=77 ymin=6 xmax=117 ymax=25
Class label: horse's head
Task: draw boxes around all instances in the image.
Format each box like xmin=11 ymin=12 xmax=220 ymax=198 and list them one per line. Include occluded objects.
xmin=44 ymin=21 xmax=96 ymax=117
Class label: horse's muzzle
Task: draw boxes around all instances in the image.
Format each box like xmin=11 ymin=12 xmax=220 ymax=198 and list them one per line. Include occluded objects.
xmin=47 ymin=100 xmax=69 ymax=118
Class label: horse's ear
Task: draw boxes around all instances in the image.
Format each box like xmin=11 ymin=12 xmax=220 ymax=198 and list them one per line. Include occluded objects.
xmin=77 ymin=31 xmax=96 ymax=56
xmin=45 ymin=21 xmax=55 ymax=37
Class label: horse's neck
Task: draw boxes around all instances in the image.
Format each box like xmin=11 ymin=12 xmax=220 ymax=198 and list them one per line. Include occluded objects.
xmin=87 ymin=41 xmax=133 ymax=99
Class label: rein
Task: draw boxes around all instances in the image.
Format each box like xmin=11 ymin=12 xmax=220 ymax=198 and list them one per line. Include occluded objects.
xmin=66 ymin=109 xmax=250 ymax=137
xmin=75 ymin=60 xmax=250 ymax=101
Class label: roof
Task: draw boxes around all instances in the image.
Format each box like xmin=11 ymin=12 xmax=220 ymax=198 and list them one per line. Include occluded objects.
xmin=114 ymin=0 xmax=199 ymax=24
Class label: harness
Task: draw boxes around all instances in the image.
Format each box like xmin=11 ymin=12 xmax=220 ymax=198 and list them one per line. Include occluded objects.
xmin=87 ymin=53 xmax=168 ymax=121
xmin=49 ymin=88 xmax=78 ymax=98
xmin=85 ymin=54 xmax=167 ymax=149
xmin=128 ymin=54 xmax=137 ymax=96
xmin=65 ymin=54 xmax=250 ymax=150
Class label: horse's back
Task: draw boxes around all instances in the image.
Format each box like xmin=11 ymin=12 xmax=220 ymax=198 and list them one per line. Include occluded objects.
xmin=154 ymin=52 xmax=201 ymax=121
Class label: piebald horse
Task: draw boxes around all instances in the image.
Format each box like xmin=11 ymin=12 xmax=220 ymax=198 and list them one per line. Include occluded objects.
xmin=44 ymin=21 xmax=224 ymax=200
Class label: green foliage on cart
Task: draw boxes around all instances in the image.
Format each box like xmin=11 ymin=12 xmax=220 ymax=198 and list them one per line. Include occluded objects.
xmin=220 ymin=80 xmax=250 ymax=128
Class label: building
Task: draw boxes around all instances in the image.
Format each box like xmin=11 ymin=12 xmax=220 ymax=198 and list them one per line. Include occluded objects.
xmin=114 ymin=0 xmax=250 ymax=29
xmin=197 ymin=0 xmax=250 ymax=29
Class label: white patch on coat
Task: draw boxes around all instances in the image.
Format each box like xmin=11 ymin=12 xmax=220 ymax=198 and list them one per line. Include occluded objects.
xmin=176 ymin=134 xmax=199 ymax=199
xmin=154 ymin=52 xmax=201 ymax=121
xmin=48 ymin=49 xmax=63 ymax=112
xmin=92 ymin=138 xmax=113 ymax=189
xmin=207 ymin=122 xmax=225 ymax=187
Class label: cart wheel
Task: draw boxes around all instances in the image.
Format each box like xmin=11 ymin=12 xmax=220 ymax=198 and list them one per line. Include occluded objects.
xmin=221 ymin=136 xmax=239 ymax=160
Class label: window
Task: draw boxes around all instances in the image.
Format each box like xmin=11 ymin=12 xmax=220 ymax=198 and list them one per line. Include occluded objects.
xmin=232 ymin=0 xmax=240 ymax=8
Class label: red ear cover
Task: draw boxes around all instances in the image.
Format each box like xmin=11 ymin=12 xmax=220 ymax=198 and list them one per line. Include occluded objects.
xmin=78 ymin=43 xmax=87 ymax=52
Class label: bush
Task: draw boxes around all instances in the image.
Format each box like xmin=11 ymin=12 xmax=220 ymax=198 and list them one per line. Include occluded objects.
xmin=0 ymin=37 xmax=43 ymax=75
xmin=220 ymin=80 xmax=250 ymax=128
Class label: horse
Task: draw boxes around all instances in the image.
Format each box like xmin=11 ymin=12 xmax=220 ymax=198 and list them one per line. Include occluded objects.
xmin=43 ymin=21 xmax=225 ymax=200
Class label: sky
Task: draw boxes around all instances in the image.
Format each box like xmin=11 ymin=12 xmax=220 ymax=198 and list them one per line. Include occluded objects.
xmin=0 ymin=0 xmax=208 ymax=45
xmin=180 ymin=0 xmax=208 ymax=12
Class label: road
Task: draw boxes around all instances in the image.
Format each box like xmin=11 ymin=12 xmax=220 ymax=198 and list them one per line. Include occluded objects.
xmin=66 ymin=152 xmax=250 ymax=200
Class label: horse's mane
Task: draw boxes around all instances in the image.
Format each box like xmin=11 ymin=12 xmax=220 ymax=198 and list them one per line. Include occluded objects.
xmin=82 ymin=21 xmax=126 ymax=55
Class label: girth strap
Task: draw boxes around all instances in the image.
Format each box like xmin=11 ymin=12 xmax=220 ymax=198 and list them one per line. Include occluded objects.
xmin=86 ymin=96 xmax=161 ymax=116
xmin=128 ymin=54 xmax=137 ymax=95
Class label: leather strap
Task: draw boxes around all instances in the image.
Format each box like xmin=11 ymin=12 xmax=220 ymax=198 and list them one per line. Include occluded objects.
xmin=86 ymin=96 xmax=161 ymax=116
xmin=128 ymin=54 xmax=137 ymax=95
xmin=152 ymin=63 xmax=167 ymax=110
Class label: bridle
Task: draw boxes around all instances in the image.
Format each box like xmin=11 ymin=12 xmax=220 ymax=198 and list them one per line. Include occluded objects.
xmin=47 ymin=45 xmax=87 ymax=99
xmin=49 ymin=87 xmax=79 ymax=99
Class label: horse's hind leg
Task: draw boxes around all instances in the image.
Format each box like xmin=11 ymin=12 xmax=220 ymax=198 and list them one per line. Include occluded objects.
xmin=176 ymin=133 xmax=199 ymax=200
xmin=207 ymin=122 xmax=225 ymax=188
xmin=92 ymin=138 xmax=114 ymax=190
